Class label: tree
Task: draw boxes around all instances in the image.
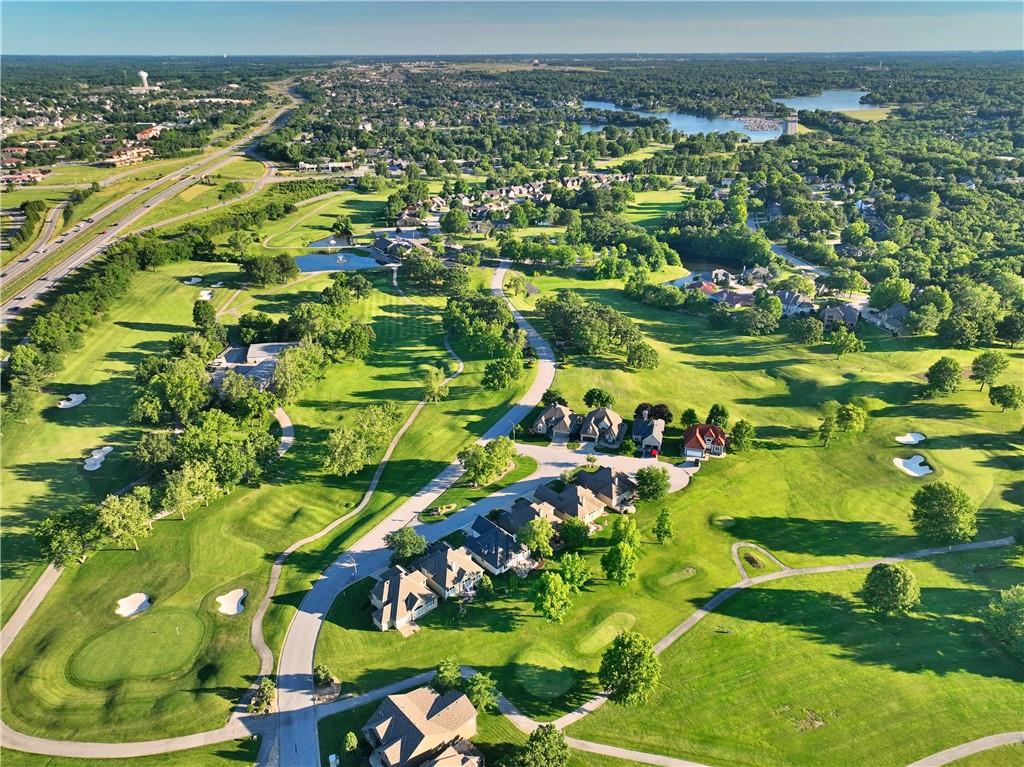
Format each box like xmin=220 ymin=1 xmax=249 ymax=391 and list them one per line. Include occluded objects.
xmin=510 ymin=724 xmax=568 ymax=767
xmin=35 ymin=506 xmax=101 ymax=566
xmin=559 ymin=552 xmax=591 ymax=593
xmin=134 ymin=430 xmax=175 ymax=471
xmin=831 ymin=325 xmax=865 ymax=358
xmin=519 ymin=518 xmax=555 ymax=560
xmin=910 ymin=482 xmax=977 ymax=542
xmin=996 ymin=313 xmax=1024 ymax=347
xmin=869 ymin=277 xmax=913 ymax=310
xmin=653 ymin=508 xmax=674 ymax=543
xmin=477 ymin=573 xmax=493 ymax=600
xmin=611 ymin=516 xmax=642 ymax=549
xmin=464 ymin=671 xmax=499 ymax=713
xmin=422 ymin=365 xmax=450 ymax=402
xmin=324 ymin=402 xmax=403 ymax=477
xmin=313 ymin=663 xmax=333 ymax=687
xmin=96 ymin=486 xmax=153 ymax=551
xmin=862 ymin=563 xmax=921 ymax=614
xmin=343 ymin=731 xmax=359 ymax=754
xmin=787 ymin=316 xmax=824 ymax=345
xmin=458 ymin=436 xmax=517 ymax=486
xmin=161 ymin=355 xmax=212 ymax=424
xmin=162 ymin=460 xmax=219 ymax=520
xmin=835 ymin=403 xmax=867 ymax=433
xmin=706 ymin=403 xmax=729 ymax=428
xmin=984 ymin=584 xmax=1024 ymax=662
xmin=432 ymin=656 xmax=462 ymax=693
xmin=331 ymin=215 xmax=353 ymax=238
xmin=482 ymin=356 xmax=523 ymax=390
xmin=440 ymin=208 xmax=470 ymax=234
xmin=970 ymin=351 xmax=1009 ymax=390
xmin=680 ymin=408 xmax=699 ymax=429
xmin=818 ymin=415 xmax=836 ymax=447
xmin=741 ymin=307 xmax=779 ymax=336
xmin=583 ymin=387 xmax=615 ymax=409
xmin=925 ymin=356 xmax=963 ymax=395
xmin=384 ymin=527 xmax=428 ymax=565
xmin=248 ymin=677 xmax=276 ymax=715
xmin=636 ymin=466 xmax=669 ymax=502
xmin=192 ymin=299 xmax=217 ymax=330
xmin=559 ymin=518 xmax=590 ymax=550
xmin=626 ymin=340 xmax=659 ymax=369
xmin=534 ymin=572 xmax=573 ymax=623
xmin=989 ymin=384 xmax=1024 ymax=412
xmin=601 ymin=541 xmax=638 ymax=585
xmin=542 ymin=389 xmax=568 ymax=407
xmin=598 ymin=630 xmax=661 ymax=705
xmin=730 ymin=419 xmax=755 ymax=451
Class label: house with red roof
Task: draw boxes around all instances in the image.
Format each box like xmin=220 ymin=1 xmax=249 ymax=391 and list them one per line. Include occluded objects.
xmin=682 ymin=423 xmax=727 ymax=460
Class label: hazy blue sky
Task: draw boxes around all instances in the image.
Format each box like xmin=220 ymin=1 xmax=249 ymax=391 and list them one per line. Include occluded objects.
xmin=2 ymin=2 xmax=1022 ymax=55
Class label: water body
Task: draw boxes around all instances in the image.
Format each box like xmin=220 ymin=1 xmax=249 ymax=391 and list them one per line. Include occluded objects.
xmin=775 ymin=89 xmax=870 ymax=113
xmin=295 ymin=250 xmax=383 ymax=273
xmin=581 ymin=90 xmax=871 ymax=141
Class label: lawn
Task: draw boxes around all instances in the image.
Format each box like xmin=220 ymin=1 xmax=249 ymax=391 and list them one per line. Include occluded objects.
xmin=259 ymin=189 xmax=390 ymax=249
xmin=567 ymin=547 xmax=1024 ymax=767
xmin=420 ymin=454 xmax=540 ymax=523
xmin=593 ymin=142 xmax=673 ymax=169
xmin=842 ymin=106 xmax=894 ymax=122
xmin=215 ymin=157 xmax=268 ymax=180
xmin=0 ymin=739 xmax=259 ymax=767
xmin=952 ymin=745 xmax=1024 ymax=766
xmin=127 ymin=180 xmax=248 ymax=233
xmin=623 ymin=187 xmax=689 ymax=229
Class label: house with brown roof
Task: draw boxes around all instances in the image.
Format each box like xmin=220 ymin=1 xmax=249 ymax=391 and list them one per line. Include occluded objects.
xmin=530 ymin=403 xmax=579 ymax=439
xmin=496 ymin=497 xmax=559 ymax=536
xmin=682 ymin=423 xmax=727 ymax=460
xmin=363 ymin=687 xmax=478 ymax=767
xmin=370 ymin=566 xmax=438 ymax=632
xmin=579 ymin=407 xmax=627 ymax=448
xmin=573 ymin=466 xmax=638 ymax=511
xmin=423 ymin=739 xmax=484 ymax=767
xmin=820 ymin=304 xmax=860 ymax=331
xmin=534 ymin=482 xmax=606 ymax=526
xmin=414 ymin=542 xmax=484 ymax=600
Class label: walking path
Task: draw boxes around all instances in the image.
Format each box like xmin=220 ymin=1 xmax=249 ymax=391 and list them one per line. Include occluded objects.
xmin=907 ymin=732 xmax=1024 ymax=766
xmin=274 ymin=407 xmax=295 ymax=457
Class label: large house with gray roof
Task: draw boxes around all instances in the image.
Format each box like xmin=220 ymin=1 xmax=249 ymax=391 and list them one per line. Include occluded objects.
xmin=362 ymin=686 xmax=480 ymax=767
xmin=465 ymin=516 xmax=531 ymax=575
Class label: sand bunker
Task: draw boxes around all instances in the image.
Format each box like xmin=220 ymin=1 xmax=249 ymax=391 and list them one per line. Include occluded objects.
xmin=198 ymin=290 xmax=213 ymax=301
xmin=58 ymin=393 xmax=87 ymax=409
xmin=893 ymin=455 xmax=933 ymax=477
xmin=183 ymin=276 xmax=202 ymax=285
xmin=115 ymin=593 xmax=151 ymax=617
xmin=215 ymin=588 xmax=247 ymax=616
xmin=895 ymin=432 xmax=926 ymax=445
xmin=84 ymin=446 xmax=113 ymax=471
xmin=210 ymin=281 xmax=224 ymax=288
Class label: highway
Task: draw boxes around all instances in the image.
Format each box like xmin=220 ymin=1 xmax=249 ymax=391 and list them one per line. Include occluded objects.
xmin=1 ymin=90 xmax=297 ymax=324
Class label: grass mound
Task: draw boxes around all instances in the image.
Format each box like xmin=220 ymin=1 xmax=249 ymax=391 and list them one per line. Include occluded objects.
xmin=711 ymin=515 xmax=735 ymax=529
xmin=658 ymin=566 xmax=698 ymax=587
xmin=69 ymin=609 xmax=206 ymax=686
xmin=513 ymin=647 xmax=577 ymax=699
xmin=577 ymin=612 xmax=636 ymax=655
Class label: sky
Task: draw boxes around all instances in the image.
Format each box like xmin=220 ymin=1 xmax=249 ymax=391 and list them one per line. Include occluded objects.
xmin=2 ymin=1 xmax=1022 ymax=56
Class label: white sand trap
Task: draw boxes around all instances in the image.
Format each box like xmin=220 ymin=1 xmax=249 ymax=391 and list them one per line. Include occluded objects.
xmin=198 ymin=290 xmax=213 ymax=301
xmin=58 ymin=393 xmax=87 ymax=409
xmin=893 ymin=455 xmax=933 ymax=477
xmin=211 ymin=281 xmax=224 ymax=288
xmin=83 ymin=446 xmax=113 ymax=471
xmin=183 ymin=276 xmax=202 ymax=285
xmin=895 ymin=432 xmax=926 ymax=445
xmin=115 ymin=593 xmax=151 ymax=617
xmin=215 ymin=588 xmax=247 ymax=616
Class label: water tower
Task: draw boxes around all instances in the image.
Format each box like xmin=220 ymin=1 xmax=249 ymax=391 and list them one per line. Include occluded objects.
xmin=137 ymin=70 xmax=149 ymax=90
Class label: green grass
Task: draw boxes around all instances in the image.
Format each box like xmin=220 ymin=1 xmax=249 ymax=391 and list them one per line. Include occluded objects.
xmin=951 ymin=744 xmax=1024 ymax=766
xmin=623 ymin=187 xmax=689 ymax=229
xmin=420 ymin=454 xmax=539 ymax=522
xmin=215 ymin=157 xmax=268 ymax=180
xmin=568 ymin=547 xmax=1024 ymax=767
xmin=259 ymin=189 xmax=390 ymax=249
xmin=0 ymin=739 xmax=260 ymax=767
xmin=593 ymin=142 xmax=673 ymax=169
xmin=127 ymin=181 xmax=246 ymax=233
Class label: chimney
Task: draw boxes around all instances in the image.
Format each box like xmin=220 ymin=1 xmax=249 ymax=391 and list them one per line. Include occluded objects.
xmin=641 ymin=409 xmax=649 ymax=421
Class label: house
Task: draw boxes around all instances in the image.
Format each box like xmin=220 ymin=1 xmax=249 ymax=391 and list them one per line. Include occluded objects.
xmin=423 ymin=740 xmax=484 ymax=767
xmin=631 ymin=410 xmax=665 ymax=456
xmin=534 ymin=483 xmax=606 ymax=526
xmin=740 ymin=265 xmax=774 ymax=285
xmin=820 ymin=304 xmax=860 ymax=331
xmin=687 ymin=280 xmax=719 ymax=298
xmin=709 ymin=268 xmax=734 ymax=285
xmin=362 ymin=687 xmax=478 ymax=767
xmin=715 ymin=290 xmax=755 ymax=308
xmin=682 ymin=423 xmax=728 ymax=459
xmin=370 ymin=566 xmax=438 ymax=632
xmin=776 ymin=290 xmax=814 ymax=316
xmin=879 ymin=302 xmax=909 ymax=333
xmin=414 ymin=542 xmax=484 ymax=600
xmin=496 ymin=497 xmax=559 ymax=536
xmin=579 ymin=407 xmax=626 ymax=447
xmin=530 ymin=403 xmax=578 ymax=439
xmin=573 ymin=466 xmax=638 ymax=511
xmin=465 ymin=517 xmax=531 ymax=575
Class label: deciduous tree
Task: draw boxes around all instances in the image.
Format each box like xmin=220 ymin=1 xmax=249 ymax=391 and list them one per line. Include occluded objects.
xmin=636 ymin=466 xmax=669 ymax=501
xmin=862 ymin=563 xmax=921 ymax=614
xmin=910 ymin=482 xmax=977 ymax=542
xmin=598 ymin=630 xmax=661 ymax=705
xmin=534 ymin=572 xmax=573 ymax=623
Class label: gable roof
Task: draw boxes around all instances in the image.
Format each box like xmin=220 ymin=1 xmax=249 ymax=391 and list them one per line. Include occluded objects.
xmin=532 ymin=403 xmax=577 ymax=433
xmin=631 ymin=413 xmax=665 ymax=445
xmin=364 ymin=687 xmax=477 ymax=767
xmin=579 ymin=407 xmax=624 ymax=441
xmin=465 ymin=517 xmax=527 ymax=570
xmin=821 ymin=304 xmax=860 ymax=323
xmin=533 ymin=482 xmax=606 ymax=520
xmin=683 ymin=423 xmax=727 ymax=451
xmin=497 ymin=497 xmax=559 ymax=535
xmin=414 ymin=543 xmax=483 ymax=592
xmin=371 ymin=566 xmax=436 ymax=629
xmin=574 ymin=465 xmax=637 ymax=504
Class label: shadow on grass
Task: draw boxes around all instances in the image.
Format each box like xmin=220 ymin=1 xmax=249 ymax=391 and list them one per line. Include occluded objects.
xmin=726 ymin=516 xmax=916 ymax=559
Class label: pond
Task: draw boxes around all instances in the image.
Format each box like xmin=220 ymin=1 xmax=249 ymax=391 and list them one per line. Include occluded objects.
xmin=581 ymin=100 xmax=782 ymax=142
xmin=294 ymin=250 xmax=384 ymax=273
xmin=774 ymin=89 xmax=871 ymax=113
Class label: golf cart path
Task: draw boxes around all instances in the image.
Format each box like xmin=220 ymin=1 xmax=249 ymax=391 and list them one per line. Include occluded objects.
xmin=906 ymin=732 xmax=1024 ymax=766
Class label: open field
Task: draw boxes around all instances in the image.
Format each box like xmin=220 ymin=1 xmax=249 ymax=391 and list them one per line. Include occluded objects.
xmin=842 ymin=106 xmax=894 ymax=121
xmin=259 ymin=189 xmax=389 ymax=249
xmin=568 ymin=547 xmax=1024 ymax=767
xmin=593 ymin=141 xmax=672 ymax=169
xmin=623 ymin=187 xmax=690 ymax=229
xmin=214 ymin=157 xmax=269 ymax=180
xmin=1 ymin=188 xmax=71 ymax=207
xmin=126 ymin=180 xmax=250 ymax=232
xmin=0 ymin=739 xmax=259 ymax=767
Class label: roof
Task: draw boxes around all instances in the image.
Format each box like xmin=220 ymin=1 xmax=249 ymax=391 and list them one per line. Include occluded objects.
xmin=716 ymin=290 xmax=755 ymax=307
xmin=532 ymin=403 xmax=577 ymax=433
xmin=574 ymin=465 xmax=637 ymax=503
xmin=414 ymin=543 xmax=482 ymax=592
xmin=631 ymin=413 xmax=665 ymax=444
xmin=371 ymin=566 xmax=436 ymax=629
xmin=883 ymin=302 xmax=910 ymax=321
xmin=579 ymin=407 xmax=624 ymax=441
xmin=465 ymin=517 xmax=527 ymax=570
xmin=423 ymin=739 xmax=484 ymax=767
xmin=363 ymin=687 xmax=477 ymax=767
xmin=245 ymin=342 xmax=297 ymax=365
xmin=683 ymin=423 xmax=728 ymax=451
xmin=822 ymin=304 xmax=860 ymax=323
xmin=497 ymin=497 xmax=559 ymax=535
xmin=534 ymin=482 xmax=606 ymax=520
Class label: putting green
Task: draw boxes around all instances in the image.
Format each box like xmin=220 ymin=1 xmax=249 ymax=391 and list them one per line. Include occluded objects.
xmin=513 ymin=647 xmax=577 ymax=699
xmin=68 ymin=609 xmax=206 ymax=686
xmin=577 ymin=612 xmax=636 ymax=655
xmin=658 ymin=566 xmax=697 ymax=587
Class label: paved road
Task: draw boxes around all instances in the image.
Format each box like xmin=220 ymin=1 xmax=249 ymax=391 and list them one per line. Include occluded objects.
xmin=1 ymin=94 xmax=296 ymax=323
xmin=907 ymin=731 xmax=1024 ymax=766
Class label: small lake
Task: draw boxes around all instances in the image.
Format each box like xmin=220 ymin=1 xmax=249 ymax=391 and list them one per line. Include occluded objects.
xmin=581 ymin=90 xmax=871 ymax=141
xmin=295 ymin=250 xmax=383 ymax=273
xmin=775 ymin=89 xmax=870 ymax=113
